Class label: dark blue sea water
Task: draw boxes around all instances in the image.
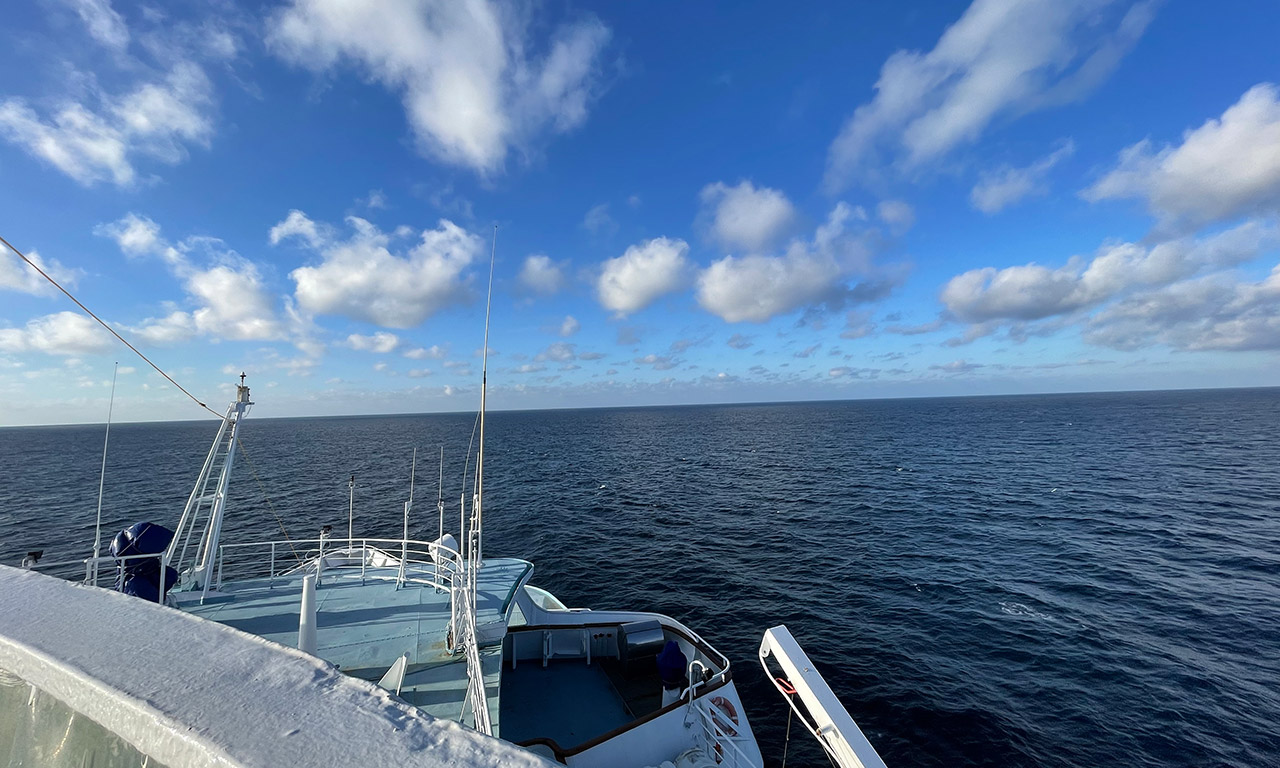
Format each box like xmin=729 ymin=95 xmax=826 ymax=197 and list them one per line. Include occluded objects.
xmin=2 ymin=388 xmax=1278 ymax=767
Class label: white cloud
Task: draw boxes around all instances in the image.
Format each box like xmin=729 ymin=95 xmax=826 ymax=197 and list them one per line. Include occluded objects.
xmin=345 ymin=332 xmax=400 ymax=353
xmin=283 ymin=212 xmax=482 ymax=328
xmin=1085 ymin=265 xmax=1280 ymax=351
xmin=0 ymin=248 xmax=78 ymax=297
xmin=186 ymin=263 xmax=283 ymax=340
xmin=825 ymin=0 xmax=1154 ymax=190
xmin=634 ymin=354 xmax=677 ymax=371
xmin=98 ymin=213 xmax=285 ymax=342
xmin=363 ymin=189 xmax=388 ymax=209
xmin=876 ymin=200 xmax=915 ymax=234
xmin=404 ymin=344 xmax=446 ymax=360
xmin=270 ymin=209 xmax=324 ymax=248
xmin=971 ymin=140 xmax=1075 ymax=213
xmin=128 ymin=310 xmax=197 ymax=345
xmin=535 ymin=342 xmax=577 ymax=362
xmin=267 ymin=0 xmax=611 ymax=174
xmin=597 ymin=237 xmax=690 ymax=315
xmin=727 ymin=333 xmax=753 ymax=350
xmin=0 ymin=62 xmax=214 ymax=187
xmin=559 ymin=315 xmax=580 ymax=337
xmin=61 ymin=0 xmax=129 ymax=51
xmin=1084 ymin=83 xmax=1280 ymax=229
xmin=582 ymin=203 xmax=615 ymax=235
xmin=700 ymin=181 xmax=796 ymax=253
xmin=0 ymin=312 xmax=113 ymax=355
xmin=697 ymin=203 xmax=891 ymax=323
xmin=517 ymin=254 xmax=566 ymax=296
xmin=941 ymin=220 xmax=1276 ymax=323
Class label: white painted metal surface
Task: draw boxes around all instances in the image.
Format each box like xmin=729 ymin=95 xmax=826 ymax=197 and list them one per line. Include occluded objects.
xmin=759 ymin=625 xmax=889 ymax=768
xmin=0 ymin=565 xmax=555 ymax=768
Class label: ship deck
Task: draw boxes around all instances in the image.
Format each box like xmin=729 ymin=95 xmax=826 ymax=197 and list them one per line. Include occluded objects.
xmin=174 ymin=557 xmax=532 ymax=734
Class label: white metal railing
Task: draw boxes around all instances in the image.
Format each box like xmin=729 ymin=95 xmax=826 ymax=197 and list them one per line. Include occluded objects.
xmin=688 ymin=696 xmax=754 ymax=767
xmin=454 ymin=569 xmax=491 ymax=735
xmin=24 ymin=552 xmax=173 ymax=605
xmin=212 ymin=537 xmax=463 ymax=589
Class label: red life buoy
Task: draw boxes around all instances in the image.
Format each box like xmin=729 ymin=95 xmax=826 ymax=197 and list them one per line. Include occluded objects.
xmin=709 ymin=695 xmax=739 ymax=737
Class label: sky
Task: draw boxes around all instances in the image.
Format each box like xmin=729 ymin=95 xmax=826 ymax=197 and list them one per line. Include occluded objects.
xmin=2 ymin=0 xmax=1279 ymax=426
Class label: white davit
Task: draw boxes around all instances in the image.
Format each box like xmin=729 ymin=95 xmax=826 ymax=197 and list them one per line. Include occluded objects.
xmin=759 ymin=625 xmax=890 ymax=768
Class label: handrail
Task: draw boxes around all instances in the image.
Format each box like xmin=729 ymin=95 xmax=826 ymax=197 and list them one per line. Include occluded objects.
xmin=454 ymin=569 xmax=491 ymax=735
xmin=21 ymin=551 xmax=175 ymax=605
xmin=689 ymin=696 xmax=755 ymax=767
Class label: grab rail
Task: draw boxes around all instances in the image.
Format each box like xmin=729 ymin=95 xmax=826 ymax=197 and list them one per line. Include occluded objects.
xmin=212 ymin=537 xmax=464 ymax=589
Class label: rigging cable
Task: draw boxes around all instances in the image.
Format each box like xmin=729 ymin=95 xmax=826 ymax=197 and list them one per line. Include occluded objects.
xmin=0 ymin=233 xmax=221 ymax=419
xmin=3 ymin=232 xmax=294 ymax=547
xmin=235 ymin=436 xmax=301 ymax=562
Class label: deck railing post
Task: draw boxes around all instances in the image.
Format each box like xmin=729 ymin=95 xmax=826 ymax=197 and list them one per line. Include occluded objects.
xmin=269 ymin=542 xmax=276 ymax=590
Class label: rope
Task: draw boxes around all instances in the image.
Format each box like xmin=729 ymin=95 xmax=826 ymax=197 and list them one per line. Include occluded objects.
xmin=782 ymin=702 xmax=793 ymax=768
xmin=0 ymin=233 xmax=221 ymax=419
xmin=235 ymin=435 xmax=300 ymax=562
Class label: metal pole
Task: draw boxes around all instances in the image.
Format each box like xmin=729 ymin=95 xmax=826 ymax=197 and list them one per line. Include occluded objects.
xmin=475 ymin=225 xmax=496 ymax=573
xmin=348 ymin=474 xmax=355 ymax=546
xmin=92 ymin=362 xmax=119 ymax=576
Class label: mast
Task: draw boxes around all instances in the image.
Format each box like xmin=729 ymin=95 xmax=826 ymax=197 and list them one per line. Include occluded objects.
xmin=92 ymin=361 xmax=119 ymax=567
xmin=91 ymin=360 xmax=120 ymax=581
xmin=167 ymin=373 xmax=253 ymax=596
xmin=473 ymin=225 xmax=497 ymax=575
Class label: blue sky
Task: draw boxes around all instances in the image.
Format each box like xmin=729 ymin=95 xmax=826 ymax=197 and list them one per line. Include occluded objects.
xmin=2 ymin=0 xmax=1279 ymax=425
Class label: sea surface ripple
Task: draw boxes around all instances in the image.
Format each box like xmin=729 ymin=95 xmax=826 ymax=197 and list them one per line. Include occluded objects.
xmin=1 ymin=388 xmax=1278 ymax=767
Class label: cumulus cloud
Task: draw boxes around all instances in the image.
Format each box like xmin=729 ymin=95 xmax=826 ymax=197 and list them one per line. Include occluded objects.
xmin=267 ymin=0 xmax=611 ymax=174
xmin=700 ymin=181 xmax=797 ymax=252
xmin=597 ymin=237 xmax=690 ymax=315
xmin=876 ymin=200 xmax=915 ymax=235
xmin=825 ymin=0 xmax=1154 ymax=190
xmin=98 ymin=213 xmax=286 ymax=342
xmin=0 ymin=248 xmax=78 ymax=297
xmin=517 ymin=254 xmax=566 ymax=296
xmin=971 ymin=140 xmax=1075 ymax=213
xmin=404 ymin=344 xmax=446 ymax=360
xmin=345 ymin=332 xmax=400 ymax=353
xmin=0 ymin=312 xmax=113 ymax=355
xmin=559 ymin=315 xmax=580 ymax=337
xmin=280 ymin=211 xmax=482 ymax=327
xmin=535 ymin=342 xmax=577 ymax=362
xmin=696 ymin=203 xmax=894 ymax=323
xmin=1084 ymin=266 xmax=1280 ymax=352
xmin=940 ymin=220 xmax=1276 ymax=323
xmin=1084 ymin=83 xmax=1280 ymax=229
xmin=634 ymin=353 xmax=677 ymax=370
xmin=269 ymin=209 xmax=324 ymax=248
xmin=128 ymin=310 xmax=197 ymax=345
xmin=0 ymin=62 xmax=214 ymax=187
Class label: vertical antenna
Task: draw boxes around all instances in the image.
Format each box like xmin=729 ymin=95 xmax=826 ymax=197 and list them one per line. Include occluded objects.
xmin=474 ymin=224 xmax=497 ymax=573
xmin=437 ymin=446 xmax=445 ymax=544
xmin=92 ymin=362 xmax=119 ymax=568
xmin=406 ymin=449 xmax=417 ymax=541
xmin=402 ymin=449 xmax=417 ymax=582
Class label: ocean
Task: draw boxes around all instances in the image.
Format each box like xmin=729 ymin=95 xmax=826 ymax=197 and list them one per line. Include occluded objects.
xmin=2 ymin=388 xmax=1277 ymax=767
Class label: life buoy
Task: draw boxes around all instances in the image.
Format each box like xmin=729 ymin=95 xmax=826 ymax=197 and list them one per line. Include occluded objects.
xmin=709 ymin=696 xmax=739 ymax=737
